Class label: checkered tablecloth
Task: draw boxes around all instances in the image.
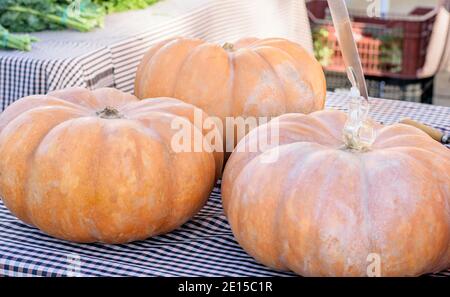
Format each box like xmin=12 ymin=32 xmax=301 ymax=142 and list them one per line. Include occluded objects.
xmin=0 ymin=0 xmax=313 ymax=111
xmin=0 ymin=92 xmax=449 ymax=277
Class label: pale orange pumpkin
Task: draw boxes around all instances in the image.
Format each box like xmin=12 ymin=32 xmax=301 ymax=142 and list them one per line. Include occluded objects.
xmin=135 ymin=37 xmax=327 ymax=149
xmin=222 ymin=110 xmax=450 ymax=276
xmin=0 ymin=87 xmax=223 ymax=244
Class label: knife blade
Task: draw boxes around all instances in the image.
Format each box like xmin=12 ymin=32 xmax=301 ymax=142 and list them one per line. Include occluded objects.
xmin=327 ymin=0 xmax=369 ymax=100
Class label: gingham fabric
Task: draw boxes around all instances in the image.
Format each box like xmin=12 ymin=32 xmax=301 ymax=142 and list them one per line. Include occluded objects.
xmin=1 ymin=92 xmax=449 ymax=277
xmin=0 ymin=0 xmax=313 ymax=110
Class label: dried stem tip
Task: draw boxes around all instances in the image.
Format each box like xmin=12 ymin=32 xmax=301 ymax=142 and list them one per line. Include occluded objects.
xmin=223 ymin=42 xmax=235 ymax=51
xmin=96 ymin=107 xmax=122 ymax=119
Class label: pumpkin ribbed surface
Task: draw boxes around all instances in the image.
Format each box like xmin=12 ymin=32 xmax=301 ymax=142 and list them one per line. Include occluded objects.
xmin=0 ymin=88 xmax=223 ymax=244
xmin=135 ymin=37 xmax=326 ymax=148
xmin=222 ymin=110 xmax=450 ymax=276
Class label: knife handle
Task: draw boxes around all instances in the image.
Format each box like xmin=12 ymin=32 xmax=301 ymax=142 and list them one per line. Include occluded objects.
xmin=400 ymin=118 xmax=444 ymax=142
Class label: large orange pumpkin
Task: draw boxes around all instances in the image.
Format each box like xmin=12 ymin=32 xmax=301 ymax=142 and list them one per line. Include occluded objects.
xmin=222 ymin=110 xmax=450 ymax=276
xmin=0 ymin=87 xmax=223 ymax=244
xmin=135 ymin=37 xmax=326 ymax=149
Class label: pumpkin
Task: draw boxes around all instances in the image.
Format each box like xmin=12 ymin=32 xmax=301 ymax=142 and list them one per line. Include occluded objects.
xmin=0 ymin=87 xmax=223 ymax=244
xmin=134 ymin=37 xmax=327 ymax=149
xmin=222 ymin=110 xmax=450 ymax=276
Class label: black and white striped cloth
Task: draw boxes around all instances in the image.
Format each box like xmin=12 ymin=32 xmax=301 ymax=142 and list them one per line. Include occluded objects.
xmin=0 ymin=0 xmax=313 ymax=111
xmin=1 ymin=92 xmax=449 ymax=277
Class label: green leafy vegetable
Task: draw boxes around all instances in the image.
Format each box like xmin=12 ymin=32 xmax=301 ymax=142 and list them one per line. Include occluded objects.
xmin=0 ymin=0 xmax=104 ymax=33
xmin=0 ymin=24 xmax=38 ymax=51
xmin=379 ymin=33 xmax=403 ymax=73
xmin=0 ymin=0 xmax=160 ymax=51
xmin=312 ymin=27 xmax=334 ymax=67
xmin=93 ymin=0 xmax=159 ymax=13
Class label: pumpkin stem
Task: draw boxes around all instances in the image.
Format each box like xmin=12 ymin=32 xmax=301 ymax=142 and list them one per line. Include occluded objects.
xmin=96 ymin=107 xmax=122 ymax=119
xmin=223 ymin=42 xmax=235 ymax=51
xmin=342 ymin=68 xmax=375 ymax=151
xmin=342 ymin=98 xmax=375 ymax=151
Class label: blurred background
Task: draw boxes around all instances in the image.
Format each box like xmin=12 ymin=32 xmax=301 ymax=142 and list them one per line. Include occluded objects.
xmin=0 ymin=0 xmax=448 ymax=107
xmin=308 ymin=0 xmax=450 ymax=106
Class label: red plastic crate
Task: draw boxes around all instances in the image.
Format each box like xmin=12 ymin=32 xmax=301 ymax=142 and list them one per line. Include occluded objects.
xmin=307 ymin=0 xmax=438 ymax=79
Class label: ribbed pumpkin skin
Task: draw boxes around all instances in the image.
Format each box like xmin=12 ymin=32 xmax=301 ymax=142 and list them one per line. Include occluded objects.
xmin=222 ymin=110 xmax=450 ymax=276
xmin=135 ymin=37 xmax=326 ymax=147
xmin=0 ymin=88 xmax=223 ymax=244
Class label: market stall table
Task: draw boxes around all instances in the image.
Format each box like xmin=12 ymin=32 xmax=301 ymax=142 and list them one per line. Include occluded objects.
xmin=0 ymin=92 xmax=449 ymax=277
